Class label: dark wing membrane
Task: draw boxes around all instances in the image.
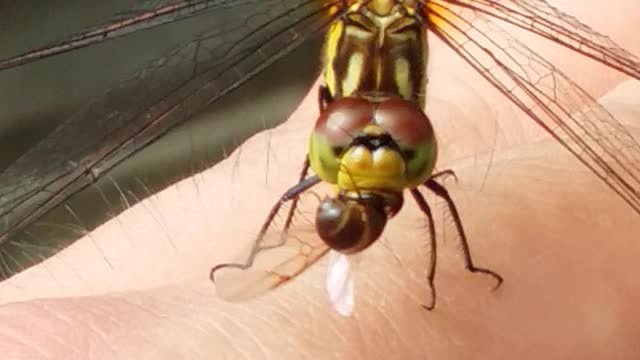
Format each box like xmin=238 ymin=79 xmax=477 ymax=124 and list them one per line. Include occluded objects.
xmin=438 ymin=0 xmax=640 ymax=80
xmin=211 ymin=178 xmax=330 ymax=301
xmin=0 ymin=0 xmax=340 ymax=243
xmin=426 ymin=2 xmax=640 ymax=213
xmin=0 ymin=0 xmax=220 ymax=69
xmin=0 ymin=1 xmax=319 ymax=70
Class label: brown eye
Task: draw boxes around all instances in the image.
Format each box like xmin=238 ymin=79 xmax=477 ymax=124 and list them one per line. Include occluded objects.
xmin=313 ymin=97 xmax=373 ymax=144
xmin=373 ymin=97 xmax=434 ymax=147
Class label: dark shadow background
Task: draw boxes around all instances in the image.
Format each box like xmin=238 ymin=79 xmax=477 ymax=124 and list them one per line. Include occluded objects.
xmin=0 ymin=0 xmax=323 ymax=277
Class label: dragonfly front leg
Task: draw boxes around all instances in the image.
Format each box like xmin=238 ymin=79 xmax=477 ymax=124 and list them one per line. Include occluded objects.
xmin=277 ymin=157 xmax=311 ymax=243
xmin=210 ymin=165 xmax=327 ymax=301
xmin=424 ymin=172 xmax=503 ymax=290
xmin=410 ymin=188 xmax=438 ymax=310
xmin=256 ymin=157 xmax=311 ymax=253
xmin=210 ymin=161 xmax=319 ymax=277
xmin=318 ymin=85 xmax=334 ymax=112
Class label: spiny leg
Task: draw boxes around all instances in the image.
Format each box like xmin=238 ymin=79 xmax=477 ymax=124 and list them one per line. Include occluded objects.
xmin=424 ymin=176 xmax=503 ymax=290
xmin=257 ymin=158 xmax=310 ymax=252
xmin=318 ymin=85 xmax=334 ymax=112
xmin=430 ymin=169 xmax=457 ymax=183
xmin=280 ymin=158 xmax=310 ymax=237
xmin=410 ymin=188 xmax=438 ymax=310
xmin=210 ymin=166 xmax=319 ymax=278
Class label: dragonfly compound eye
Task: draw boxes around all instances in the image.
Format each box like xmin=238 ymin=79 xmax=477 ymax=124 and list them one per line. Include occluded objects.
xmin=309 ymin=97 xmax=375 ymax=184
xmin=373 ymin=97 xmax=438 ymax=187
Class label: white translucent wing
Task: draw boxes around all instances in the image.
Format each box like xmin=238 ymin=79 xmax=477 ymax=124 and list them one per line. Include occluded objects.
xmin=213 ymin=237 xmax=329 ymax=301
xmin=427 ymin=1 xmax=640 ymax=213
xmin=440 ymin=0 xmax=640 ymax=79
xmin=326 ymin=250 xmax=355 ymax=316
xmin=211 ymin=177 xmax=330 ymax=301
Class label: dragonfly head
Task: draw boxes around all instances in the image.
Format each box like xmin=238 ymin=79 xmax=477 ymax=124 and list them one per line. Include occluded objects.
xmin=316 ymin=191 xmax=403 ymax=254
xmin=310 ymin=95 xmax=436 ymax=253
xmin=309 ymin=95 xmax=438 ymax=192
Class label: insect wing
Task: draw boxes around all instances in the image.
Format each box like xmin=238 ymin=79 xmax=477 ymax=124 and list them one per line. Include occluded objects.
xmin=438 ymin=0 xmax=640 ymax=79
xmin=212 ymin=187 xmax=330 ymax=301
xmin=0 ymin=0 xmax=338 ymax=242
xmin=426 ymin=1 xmax=640 ymax=213
xmin=0 ymin=0 xmax=216 ymax=70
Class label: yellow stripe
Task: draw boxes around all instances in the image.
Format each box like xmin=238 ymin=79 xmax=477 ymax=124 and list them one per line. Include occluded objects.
xmin=342 ymin=52 xmax=364 ymax=96
xmin=323 ymin=20 xmax=344 ymax=97
xmin=394 ymin=57 xmax=412 ymax=100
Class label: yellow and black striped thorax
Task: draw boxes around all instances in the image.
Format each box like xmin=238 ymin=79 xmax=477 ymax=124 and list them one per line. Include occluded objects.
xmin=323 ymin=0 xmax=428 ymax=106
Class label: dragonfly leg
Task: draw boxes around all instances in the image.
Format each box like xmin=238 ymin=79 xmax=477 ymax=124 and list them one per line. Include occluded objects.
xmin=429 ymin=169 xmax=458 ymax=183
xmin=424 ymin=176 xmax=503 ymax=290
xmin=280 ymin=158 xmax=311 ymax=235
xmin=255 ymin=158 xmax=311 ymax=253
xmin=318 ymin=85 xmax=334 ymax=112
xmin=210 ymin=171 xmax=320 ymax=279
xmin=410 ymin=188 xmax=438 ymax=310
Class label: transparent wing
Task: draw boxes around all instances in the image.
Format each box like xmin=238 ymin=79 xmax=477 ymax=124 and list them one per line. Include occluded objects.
xmin=426 ymin=1 xmax=640 ymax=213
xmin=439 ymin=0 xmax=640 ymax=80
xmin=211 ymin=177 xmax=331 ymax=301
xmin=0 ymin=0 xmax=341 ymax=243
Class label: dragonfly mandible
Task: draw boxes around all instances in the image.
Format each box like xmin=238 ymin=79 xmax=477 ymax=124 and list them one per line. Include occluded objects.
xmin=0 ymin=0 xmax=638 ymax=282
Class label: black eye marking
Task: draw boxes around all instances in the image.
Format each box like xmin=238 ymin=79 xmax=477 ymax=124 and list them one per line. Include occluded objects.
xmin=350 ymin=134 xmax=399 ymax=150
xmin=402 ymin=149 xmax=416 ymax=160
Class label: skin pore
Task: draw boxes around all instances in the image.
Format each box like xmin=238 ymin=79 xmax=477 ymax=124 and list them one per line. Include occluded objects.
xmin=1 ymin=0 xmax=639 ymax=358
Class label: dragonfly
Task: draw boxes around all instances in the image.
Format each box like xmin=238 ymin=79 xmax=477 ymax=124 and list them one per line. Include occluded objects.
xmin=211 ymin=0 xmax=506 ymax=314
xmin=0 ymin=0 xmax=638 ymax=281
xmin=210 ymin=0 xmax=639 ymax=314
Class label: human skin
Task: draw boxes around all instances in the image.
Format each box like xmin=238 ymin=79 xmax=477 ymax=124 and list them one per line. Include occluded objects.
xmin=1 ymin=0 xmax=639 ymax=359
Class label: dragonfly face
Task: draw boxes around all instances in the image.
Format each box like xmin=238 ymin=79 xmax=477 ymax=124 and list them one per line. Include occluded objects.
xmin=310 ymin=96 xmax=437 ymax=191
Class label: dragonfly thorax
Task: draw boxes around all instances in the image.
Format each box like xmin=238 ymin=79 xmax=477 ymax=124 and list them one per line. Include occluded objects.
xmin=324 ymin=0 xmax=427 ymax=104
